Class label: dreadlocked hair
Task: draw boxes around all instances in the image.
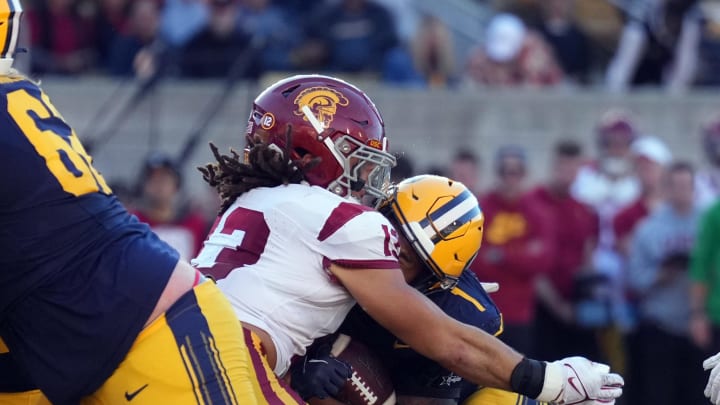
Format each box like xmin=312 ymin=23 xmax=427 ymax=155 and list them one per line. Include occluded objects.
xmin=199 ymin=125 xmax=320 ymax=214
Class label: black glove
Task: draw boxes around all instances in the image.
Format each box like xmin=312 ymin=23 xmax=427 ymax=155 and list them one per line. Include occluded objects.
xmin=290 ymin=346 xmax=352 ymax=400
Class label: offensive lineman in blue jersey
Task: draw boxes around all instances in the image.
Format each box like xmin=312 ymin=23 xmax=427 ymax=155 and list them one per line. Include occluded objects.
xmin=293 ymin=175 xmax=546 ymax=405
xmin=0 ymin=2 xmax=296 ymax=405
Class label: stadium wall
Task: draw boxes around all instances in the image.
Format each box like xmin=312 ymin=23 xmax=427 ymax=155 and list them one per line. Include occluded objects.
xmin=40 ymin=78 xmax=720 ymax=194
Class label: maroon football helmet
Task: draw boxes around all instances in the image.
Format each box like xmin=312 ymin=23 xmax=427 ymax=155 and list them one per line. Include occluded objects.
xmin=246 ymin=74 xmax=396 ymax=201
xmin=596 ymin=109 xmax=636 ymax=147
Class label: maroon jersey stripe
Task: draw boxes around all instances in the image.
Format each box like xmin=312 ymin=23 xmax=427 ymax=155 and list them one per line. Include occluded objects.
xmin=317 ymin=202 xmax=373 ymax=242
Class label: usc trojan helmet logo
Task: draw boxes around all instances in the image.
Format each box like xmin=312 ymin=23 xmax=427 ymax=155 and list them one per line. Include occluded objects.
xmin=293 ymin=86 xmax=350 ymax=130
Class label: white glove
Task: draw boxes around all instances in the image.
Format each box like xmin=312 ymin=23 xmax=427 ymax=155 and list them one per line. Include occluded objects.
xmin=480 ymin=282 xmax=500 ymax=294
xmin=703 ymin=352 xmax=720 ymax=404
xmin=537 ymin=356 xmax=624 ymax=405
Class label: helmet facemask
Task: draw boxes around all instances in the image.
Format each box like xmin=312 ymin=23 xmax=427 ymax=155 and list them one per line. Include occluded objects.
xmin=324 ymin=133 xmax=396 ymax=205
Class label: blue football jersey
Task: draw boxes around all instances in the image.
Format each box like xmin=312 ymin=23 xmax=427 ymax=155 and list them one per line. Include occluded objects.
xmin=340 ymin=270 xmax=503 ymax=400
xmin=0 ymin=77 xmax=179 ymax=404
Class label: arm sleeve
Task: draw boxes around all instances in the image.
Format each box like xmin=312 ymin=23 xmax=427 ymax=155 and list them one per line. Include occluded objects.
xmin=691 ymin=205 xmax=719 ymax=283
xmin=390 ymin=280 xmax=501 ymax=399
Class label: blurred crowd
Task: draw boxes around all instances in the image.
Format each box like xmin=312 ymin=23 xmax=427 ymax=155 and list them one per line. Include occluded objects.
xmin=18 ymin=0 xmax=720 ymax=91
xmin=387 ymin=110 xmax=720 ymax=405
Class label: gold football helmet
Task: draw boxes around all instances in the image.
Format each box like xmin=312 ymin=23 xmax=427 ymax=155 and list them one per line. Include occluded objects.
xmin=0 ymin=0 xmax=21 ymax=75
xmin=380 ymin=174 xmax=484 ymax=290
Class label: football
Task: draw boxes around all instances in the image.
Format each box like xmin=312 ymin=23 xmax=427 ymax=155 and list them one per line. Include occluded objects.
xmin=330 ymin=334 xmax=397 ymax=405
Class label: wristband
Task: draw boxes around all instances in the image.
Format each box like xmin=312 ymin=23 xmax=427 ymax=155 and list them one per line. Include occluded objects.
xmin=536 ymin=360 xmax=565 ymax=402
xmin=510 ymin=357 xmax=546 ymax=399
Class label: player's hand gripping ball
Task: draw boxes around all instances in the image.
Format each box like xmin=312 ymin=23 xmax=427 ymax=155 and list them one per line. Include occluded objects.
xmin=330 ymin=334 xmax=397 ymax=405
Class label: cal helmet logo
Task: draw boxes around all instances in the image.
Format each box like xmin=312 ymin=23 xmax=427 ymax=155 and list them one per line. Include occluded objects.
xmin=294 ymin=86 xmax=349 ymax=130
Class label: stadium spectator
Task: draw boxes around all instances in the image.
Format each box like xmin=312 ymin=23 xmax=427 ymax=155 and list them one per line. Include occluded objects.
xmin=570 ymin=109 xmax=641 ymax=375
xmin=464 ymin=13 xmax=564 ymax=88
xmin=690 ymin=194 xmax=720 ymax=357
xmin=684 ymin=3 xmax=720 ymax=88
xmin=470 ymin=145 xmax=555 ymax=355
xmin=613 ymin=135 xmax=673 ymax=256
xmin=106 ymin=0 xmax=160 ymax=76
xmin=448 ymin=149 xmax=482 ymax=196
xmin=159 ymin=0 xmax=209 ymax=48
xmin=180 ymin=0 xmax=256 ymax=78
xmin=237 ymin=0 xmax=303 ymax=72
xmin=303 ymin=0 xmax=399 ymax=73
xmin=532 ymin=140 xmax=600 ymax=362
xmin=26 ymin=0 xmax=95 ymax=75
xmin=628 ymin=161 xmax=705 ymax=405
xmin=697 ymin=114 xmax=720 ymax=209
xmin=373 ymin=0 xmax=420 ymax=43
xmin=131 ymin=153 xmax=209 ymax=261
xmin=571 ymin=109 xmax=640 ymax=287
xmin=381 ymin=47 xmax=424 ymax=86
xmin=661 ymin=3 xmax=709 ymax=92
xmin=538 ymin=0 xmax=591 ymax=84
xmin=92 ymin=0 xmax=130 ymax=68
xmin=612 ymin=135 xmax=672 ymax=404
xmin=605 ymin=0 xmax=699 ymax=91
xmin=409 ymin=15 xmax=457 ymax=87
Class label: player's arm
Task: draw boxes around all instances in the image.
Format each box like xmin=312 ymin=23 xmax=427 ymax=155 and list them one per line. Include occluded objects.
xmin=331 ymin=265 xmax=623 ymax=403
xmin=332 ymin=265 xmax=520 ymax=391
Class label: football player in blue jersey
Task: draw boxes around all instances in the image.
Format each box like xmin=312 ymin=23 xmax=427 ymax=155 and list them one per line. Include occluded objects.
xmin=0 ymin=2 xmax=303 ymax=404
xmin=294 ymin=175 xmax=548 ymax=405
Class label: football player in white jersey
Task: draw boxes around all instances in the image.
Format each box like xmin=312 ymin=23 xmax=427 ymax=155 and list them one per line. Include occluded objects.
xmin=193 ymin=74 xmax=624 ymax=404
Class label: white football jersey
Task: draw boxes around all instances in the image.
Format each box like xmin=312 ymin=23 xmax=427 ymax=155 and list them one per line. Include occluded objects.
xmin=192 ymin=184 xmax=399 ymax=376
